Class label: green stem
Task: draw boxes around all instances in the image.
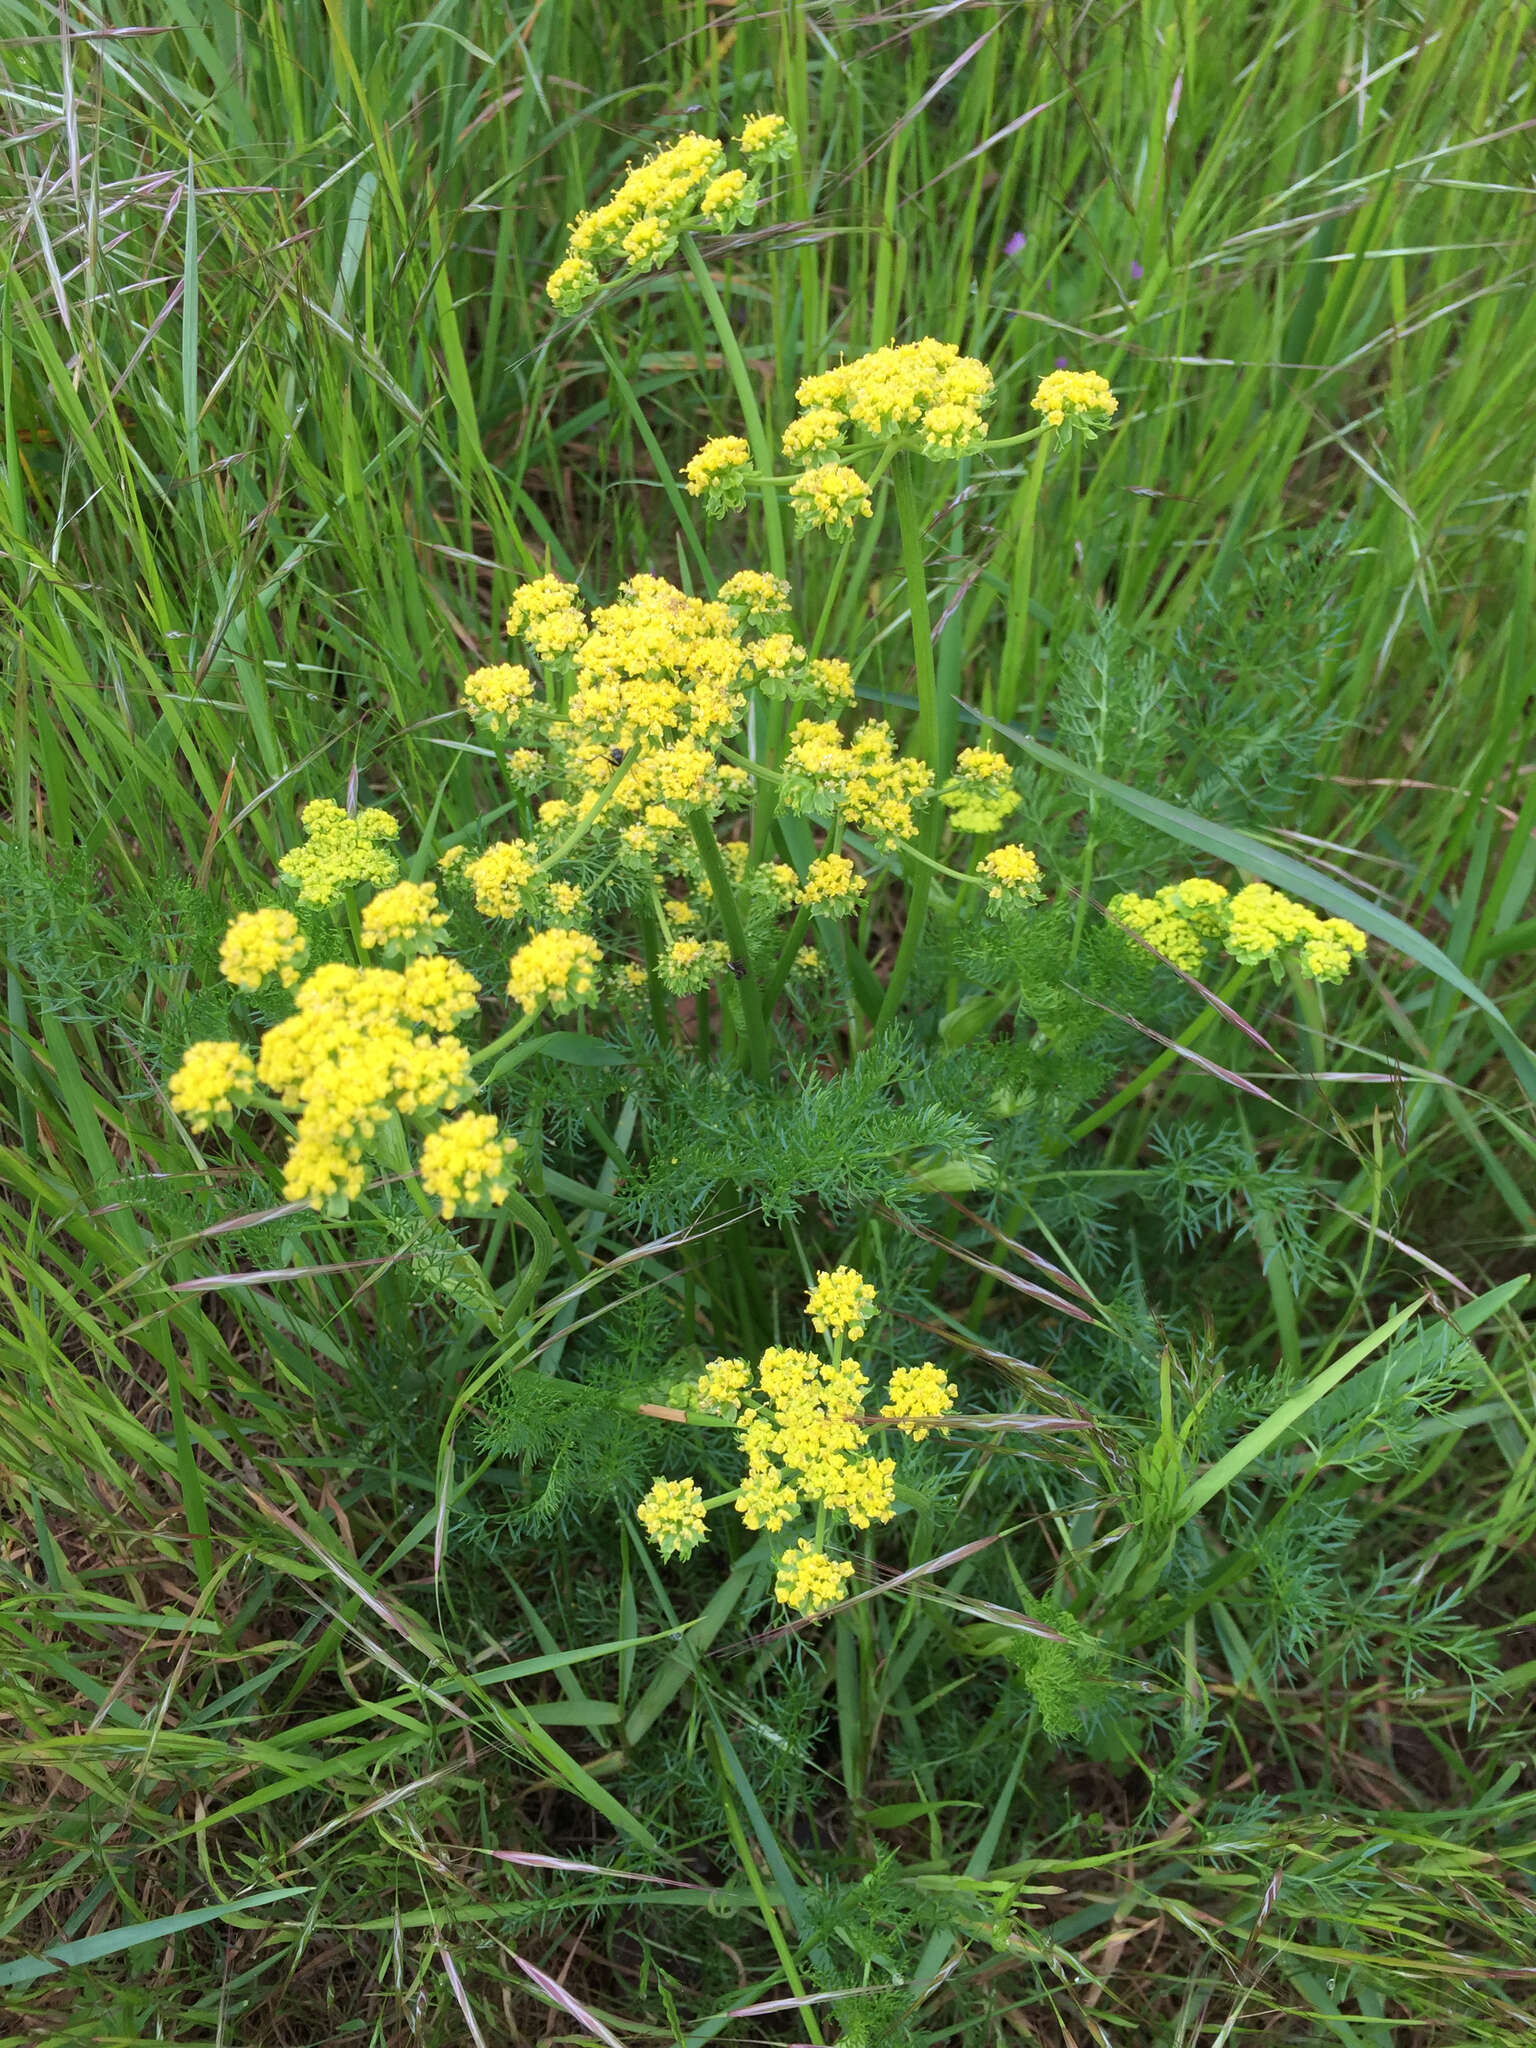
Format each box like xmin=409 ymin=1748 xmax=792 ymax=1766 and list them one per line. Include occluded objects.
xmin=472 ymin=1006 xmax=541 ymax=1073
xmin=538 ymin=745 xmax=638 ymax=869
xmin=688 ymin=813 xmax=771 ymax=1085
xmin=997 ymin=435 xmax=1050 ymax=728
xmin=681 ymin=234 xmax=786 ymax=581
xmin=874 ymin=457 xmax=944 ymax=1033
xmin=893 ymin=455 xmax=941 ymax=777
xmin=1067 ymin=967 xmax=1253 ymax=1143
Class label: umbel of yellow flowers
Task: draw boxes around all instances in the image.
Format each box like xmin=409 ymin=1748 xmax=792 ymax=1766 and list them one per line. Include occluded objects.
xmin=636 ymin=1269 xmax=959 ymax=1617
xmin=546 ymin=114 xmax=796 ymax=313
xmin=1110 ymin=878 xmax=1367 ymax=983
xmin=688 ymin=336 xmax=999 ymax=535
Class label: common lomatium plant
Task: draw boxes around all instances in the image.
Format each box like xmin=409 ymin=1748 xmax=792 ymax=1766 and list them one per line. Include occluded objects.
xmin=166 ymin=111 xmax=1371 ymax=1637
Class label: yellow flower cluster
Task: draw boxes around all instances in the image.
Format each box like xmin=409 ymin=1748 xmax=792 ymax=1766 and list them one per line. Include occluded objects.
xmin=506 ymin=927 xmax=602 ymax=1013
xmin=637 ymin=1270 xmax=962 ymax=1614
xmin=494 ymin=567 xmax=848 ymax=883
xmin=219 ymin=907 xmax=306 ymax=991
xmin=980 ymin=844 xmax=1045 ymax=905
xmin=254 ymin=961 xmax=478 ymax=1208
xmin=699 ymin=168 xmax=749 ymax=228
xmin=461 ymin=662 xmax=534 ymax=739
xmin=505 ymin=575 xmax=587 ymax=663
xmin=395 ymin=954 xmax=482 ymax=1031
xmin=782 ymin=719 xmax=934 ymax=847
xmin=168 ymin=1041 xmax=256 ymax=1131
xmin=738 ymin=112 xmax=794 ymax=163
xmin=774 ymin=1541 xmax=854 ymax=1616
xmin=787 ymin=338 xmax=994 ymax=460
xmin=418 ymin=1110 xmax=516 ymax=1219
xmin=807 ymin=656 xmax=856 ymax=709
xmin=880 ymin=1363 xmax=958 ymax=1443
xmin=359 ymin=880 xmax=448 ymax=958
xmin=660 ymin=935 xmax=731 ymax=995
xmin=561 ymin=574 xmax=752 ymax=751
xmin=545 ymin=118 xmax=794 ymax=311
xmin=1109 ymin=877 xmax=1367 ymax=983
xmin=940 ymin=747 xmax=1020 ymax=833
xmin=278 ymin=801 xmax=400 ymax=907
xmin=684 ymin=435 xmax=753 ymax=516
xmin=748 ymin=632 xmax=807 ymax=693
xmin=1226 ymin=883 xmax=1368 ymax=982
xmin=748 ymin=1344 xmax=893 ymax=1530
xmin=1108 ymin=879 xmax=1228 ymax=974
xmin=637 ymin=1476 xmax=709 ymax=1560
xmin=692 ymin=1355 xmax=752 ymax=1415
xmin=788 ymin=462 xmax=873 ymax=538
xmin=718 ymin=570 xmax=790 ymax=622
xmin=465 ymin=840 xmax=539 ymax=920
xmin=1030 ymin=368 xmax=1117 ymax=434
xmin=797 ymin=854 xmax=865 ymax=918
xmin=805 ymin=1264 xmax=877 ymax=1342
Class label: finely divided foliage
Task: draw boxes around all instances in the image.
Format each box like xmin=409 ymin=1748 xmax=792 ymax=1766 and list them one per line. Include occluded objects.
xmin=1 ymin=5 xmax=1533 ymax=2045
